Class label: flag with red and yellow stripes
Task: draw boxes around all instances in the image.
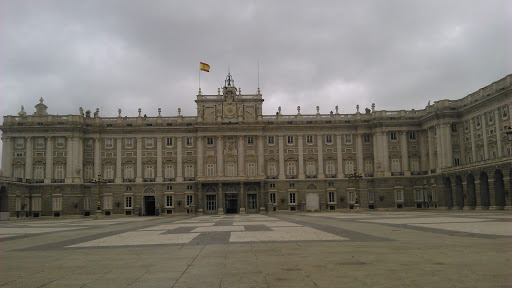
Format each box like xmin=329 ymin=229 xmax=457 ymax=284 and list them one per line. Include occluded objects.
xmin=200 ymin=62 xmax=210 ymax=72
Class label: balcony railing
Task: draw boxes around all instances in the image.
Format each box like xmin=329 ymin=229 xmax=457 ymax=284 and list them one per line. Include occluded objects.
xmin=164 ymin=178 xmax=175 ymax=182
xmin=391 ymin=172 xmax=404 ymax=176
xmin=33 ymin=179 xmax=44 ymax=183
xmin=123 ymin=178 xmax=135 ymax=182
xmin=51 ymin=179 xmax=65 ymax=183
xmin=143 ymin=178 xmax=155 ymax=182
xmin=106 ymin=179 xmax=114 ymax=183
xmin=325 ymin=174 xmax=337 ymax=178
xmin=286 ymin=175 xmax=296 ymax=179
xmin=306 ymin=175 xmax=317 ymax=179
xmin=184 ymin=177 xmax=195 ymax=181
xmin=364 ymin=173 xmax=374 ymax=177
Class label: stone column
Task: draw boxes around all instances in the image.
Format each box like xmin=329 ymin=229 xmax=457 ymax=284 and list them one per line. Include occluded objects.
xmin=298 ymin=135 xmax=305 ymax=179
xmin=156 ymin=137 xmax=163 ymax=182
xmin=239 ymin=183 xmax=246 ymax=213
xmin=428 ymin=128 xmax=435 ymax=172
xmin=435 ymin=125 xmax=443 ymax=169
xmin=443 ymin=124 xmax=453 ymax=167
xmin=373 ymin=133 xmax=380 ymax=176
xmin=94 ymin=137 xmax=101 ymax=178
xmin=74 ymin=137 xmax=83 ymax=183
xmin=217 ymin=183 xmax=224 ymax=214
xmin=45 ymin=136 xmax=53 ymax=183
xmin=481 ymin=115 xmax=489 ymax=160
xmin=136 ymin=137 xmax=142 ymax=182
xmin=1 ymin=136 xmax=11 ymax=179
xmin=216 ymin=136 xmax=223 ymax=177
xmin=400 ymin=131 xmax=410 ymax=176
xmin=419 ymin=131 xmax=428 ymax=171
xmin=317 ymin=135 xmax=325 ymax=178
xmin=176 ymin=137 xmax=183 ymax=181
xmin=336 ymin=135 xmax=344 ymax=178
xmin=66 ymin=136 xmax=73 ymax=183
xmin=197 ymin=136 xmax=203 ymax=177
xmin=494 ymin=110 xmax=502 ymax=157
xmin=382 ymin=132 xmax=390 ymax=176
xmin=458 ymin=127 xmax=466 ymax=164
xmin=469 ymin=119 xmax=477 ymax=161
xmin=356 ymin=134 xmax=364 ymax=175
xmin=115 ymin=138 xmax=123 ymax=183
xmin=278 ymin=136 xmax=285 ymax=179
xmin=238 ymin=136 xmax=245 ymax=176
xmin=257 ymin=136 xmax=264 ymax=176
xmin=25 ymin=136 xmax=33 ymax=181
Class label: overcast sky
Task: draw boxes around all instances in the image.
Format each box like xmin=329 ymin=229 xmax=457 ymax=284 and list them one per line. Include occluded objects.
xmin=1 ymin=1 xmax=511 ymax=168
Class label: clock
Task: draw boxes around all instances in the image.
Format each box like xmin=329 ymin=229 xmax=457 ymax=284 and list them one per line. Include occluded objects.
xmin=224 ymin=104 xmax=235 ymax=117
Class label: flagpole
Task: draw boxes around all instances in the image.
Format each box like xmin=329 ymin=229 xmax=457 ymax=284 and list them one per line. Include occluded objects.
xmin=199 ymin=65 xmax=201 ymax=92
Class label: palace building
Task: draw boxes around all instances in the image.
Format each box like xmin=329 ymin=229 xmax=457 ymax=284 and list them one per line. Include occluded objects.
xmin=0 ymin=73 xmax=511 ymax=219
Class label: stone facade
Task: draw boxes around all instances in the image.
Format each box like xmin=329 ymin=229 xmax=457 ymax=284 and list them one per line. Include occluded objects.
xmin=1 ymin=73 xmax=511 ymax=218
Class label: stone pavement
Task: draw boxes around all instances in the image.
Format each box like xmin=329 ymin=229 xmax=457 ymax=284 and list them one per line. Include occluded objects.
xmin=0 ymin=210 xmax=511 ymax=287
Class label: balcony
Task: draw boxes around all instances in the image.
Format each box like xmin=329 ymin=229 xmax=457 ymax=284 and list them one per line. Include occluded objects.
xmin=164 ymin=178 xmax=176 ymax=182
xmin=430 ymin=169 xmax=437 ymax=174
xmin=364 ymin=173 xmax=374 ymax=177
xmin=143 ymin=178 xmax=155 ymax=182
xmin=267 ymin=176 xmax=278 ymax=179
xmin=33 ymin=179 xmax=44 ymax=183
xmin=184 ymin=177 xmax=195 ymax=181
xmin=15 ymin=178 xmax=23 ymax=182
xmin=84 ymin=179 xmax=92 ymax=183
xmin=106 ymin=179 xmax=114 ymax=183
xmin=123 ymin=178 xmax=135 ymax=183
xmin=410 ymin=171 xmax=428 ymax=176
xmin=51 ymin=179 xmax=65 ymax=183
xmin=306 ymin=175 xmax=317 ymax=179
xmin=325 ymin=174 xmax=337 ymax=178
xmin=391 ymin=172 xmax=404 ymax=176
xmin=286 ymin=175 xmax=296 ymax=179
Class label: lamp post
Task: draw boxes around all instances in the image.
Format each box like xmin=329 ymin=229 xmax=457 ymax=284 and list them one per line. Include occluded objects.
xmin=347 ymin=169 xmax=363 ymax=210
xmin=90 ymin=173 xmax=107 ymax=220
xmin=506 ymin=126 xmax=512 ymax=142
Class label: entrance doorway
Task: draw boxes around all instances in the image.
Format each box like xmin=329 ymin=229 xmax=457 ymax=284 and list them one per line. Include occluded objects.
xmin=225 ymin=193 xmax=238 ymax=214
xmin=306 ymin=193 xmax=320 ymax=211
xmin=206 ymin=194 xmax=217 ymax=214
xmin=144 ymin=196 xmax=156 ymax=216
xmin=247 ymin=194 xmax=258 ymax=213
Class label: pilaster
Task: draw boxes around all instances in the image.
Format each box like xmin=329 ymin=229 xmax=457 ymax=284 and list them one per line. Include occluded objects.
xmin=278 ymin=136 xmax=285 ymax=180
xmin=494 ymin=110 xmax=502 ymax=157
xmin=298 ymin=135 xmax=305 ymax=179
xmin=94 ymin=137 xmax=101 ymax=178
xmin=176 ymin=137 xmax=183 ymax=181
xmin=25 ymin=136 xmax=33 ymax=181
xmin=1 ymin=136 xmax=11 ymax=179
xmin=317 ymin=135 xmax=325 ymax=178
xmin=482 ymin=115 xmax=489 ymax=160
xmin=45 ymin=136 xmax=53 ymax=183
xmin=66 ymin=136 xmax=73 ymax=183
xmin=136 ymin=137 xmax=142 ymax=182
xmin=257 ymin=136 xmax=264 ymax=176
xmin=238 ymin=136 xmax=245 ymax=176
xmin=356 ymin=134 xmax=364 ymax=175
xmin=196 ymin=136 xmax=203 ymax=177
xmin=115 ymin=138 xmax=123 ymax=183
xmin=156 ymin=137 xmax=163 ymax=182
xmin=217 ymin=183 xmax=224 ymax=214
xmin=469 ymin=119 xmax=477 ymax=161
xmin=216 ymin=136 xmax=223 ymax=177
xmin=336 ymin=135 xmax=344 ymax=178
xmin=400 ymin=131 xmax=410 ymax=176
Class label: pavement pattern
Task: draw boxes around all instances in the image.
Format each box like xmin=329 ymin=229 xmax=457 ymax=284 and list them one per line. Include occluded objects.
xmin=1 ymin=210 xmax=511 ymax=287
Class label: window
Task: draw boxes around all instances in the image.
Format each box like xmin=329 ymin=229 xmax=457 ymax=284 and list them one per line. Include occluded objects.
xmin=36 ymin=137 xmax=45 ymax=148
xmin=507 ymin=147 xmax=511 ymax=156
xmin=269 ymin=183 xmax=276 ymax=188
xmin=451 ymin=123 xmax=458 ymax=132
xmin=105 ymin=138 xmax=113 ymax=149
xmin=104 ymin=166 xmax=114 ymax=179
xmin=306 ymin=135 xmax=314 ymax=144
xmin=14 ymin=168 xmax=24 ymax=179
xmin=365 ymin=160 xmax=373 ymax=173
xmin=85 ymin=139 xmax=93 ymax=149
xmin=207 ymin=137 xmax=214 ymax=145
xmin=34 ymin=166 xmax=44 ymax=180
xmin=56 ymin=137 xmax=65 ymax=148
xmin=348 ymin=191 xmax=355 ymax=203
xmin=144 ymin=165 xmax=154 ymax=179
xmin=186 ymin=137 xmax=193 ymax=147
xmin=247 ymin=136 xmax=254 ymax=144
xmin=345 ymin=135 xmax=352 ymax=144
xmin=269 ymin=193 xmax=276 ymax=204
xmin=410 ymin=159 xmax=419 ymax=171
xmin=145 ymin=138 xmax=154 ymax=148
xmin=391 ymin=159 xmax=401 ymax=172
xmin=454 ymin=158 xmax=460 ymax=166
xmin=15 ymin=152 xmax=24 ymax=157
xmin=326 ymin=161 xmax=335 ymax=175
xmin=488 ymin=113 xmax=493 ymax=124
xmin=502 ymin=106 xmax=508 ymax=118
xmin=226 ymin=163 xmax=236 ymax=177
xmin=268 ymin=136 xmax=275 ymax=144
xmin=55 ymin=165 xmax=65 ymax=179
xmin=467 ymin=156 xmax=472 ymax=163
xmin=328 ymin=182 xmax=334 ymax=187
xmin=125 ymin=138 xmax=133 ymax=148
xmin=325 ymin=135 xmax=333 ymax=144
xmin=345 ymin=161 xmax=354 ymax=174
xmin=415 ymin=190 xmax=423 ymax=202
xmin=124 ymin=166 xmax=134 ymax=180
xmin=125 ymin=196 xmax=133 ymax=209
xmin=84 ymin=166 xmax=93 ymax=179
xmin=165 ymin=165 xmax=174 ymax=179
xmin=306 ymin=162 xmax=316 ymax=177
xmin=395 ymin=190 xmax=404 ymax=202
xmin=268 ymin=162 xmax=277 ymax=176
xmin=185 ymin=164 xmax=194 ymax=178
xmin=287 ymin=136 xmax=294 ymax=144
xmin=465 ymin=122 xmax=470 ymax=132
xmin=126 ymin=187 xmax=132 ymax=191
xmin=206 ymin=164 xmax=215 ymax=177
xmin=390 ymin=132 xmax=397 ymax=140
xmin=476 ymin=118 xmax=481 ymax=128
xmin=247 ymin=163 xmax=256 ymax=176
xmin=186 ymin=195 xmax=193 ymax=206
xmin=368 ymin=192 xmax=375 ymax=203
xmin=286 ymin=162 xmax=296 ymax=176
xmin=16 ymin=138 xmax=24 ymax=148
xmin=166 ymin=137 xmax=173 ymax=147
xmin=364 ymin=134 xmax=371 ymax=142
xmin=165 ymin=195 xmax=173 ymax=208
xmin=409 ymin=132 xmax=416 ymax=140
xmin=289 ymin=183 xmax=295 ymax=188
xmin=328 ymin=192 xmax=335 ymax=203
xmin=289 ymin=193 xmax=296 ymax=204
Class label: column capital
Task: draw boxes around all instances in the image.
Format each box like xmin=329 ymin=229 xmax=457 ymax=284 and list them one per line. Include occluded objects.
xmin=26 ymin=136 xmax=32 ymax=140
xmin=217 ymin=135 xmax=223 ymax=140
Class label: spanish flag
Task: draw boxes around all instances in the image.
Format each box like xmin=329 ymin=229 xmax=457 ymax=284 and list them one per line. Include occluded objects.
xmin=200 ymin=62 xmax=210 ymax=72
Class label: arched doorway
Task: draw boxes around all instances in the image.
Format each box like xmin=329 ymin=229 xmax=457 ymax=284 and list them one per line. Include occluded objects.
xmin=493 ymin=170 xmax=505 ymax=209
xmin=455 ymin=176 xmax=464 ymax=209
xmin=305 ymin=184 xmax=319 ymax=211
xmin=205 ymin=186 xmax=217 ymax=214
xmin=479 ymin=172 xmax=490 ymax=209
xmin=0 ymin=186 xmax=8 ymax=220
xmin=444 ymin=177 xmax=453 ymax=208
xmin=466 ymin=174 xmax=476 ymax=208
xmin=143 ymin=187 xmax=156 ymax=216
xmin=246 ymin=186 xmax=258 ymax=213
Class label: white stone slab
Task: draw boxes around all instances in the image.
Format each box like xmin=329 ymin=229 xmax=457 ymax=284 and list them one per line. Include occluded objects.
xmin=410 ymin=222 xmax=512 ymax=236
xmin=0 ymin=234 xmax=22 ymax=238
xmin=191 ymin=226 xmax=245 ymax=232
xmin=230 ymin=227 xmax=347 ymax=242
xmin=68 ymin=231 xmax=199 ymax=247
xmin=233 ymin=221 xmax=301 ymax=227
xmin=0 ymin=227 xmax=83 ymax=234
xmin=360 ymin=217 xmax=492 ymax=224
xmin=141 ymin=223 xmax=214 ymax=230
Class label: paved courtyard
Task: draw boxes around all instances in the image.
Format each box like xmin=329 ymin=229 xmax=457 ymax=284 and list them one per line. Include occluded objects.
xmin=1 ymin=210 xmax=511 ymax=287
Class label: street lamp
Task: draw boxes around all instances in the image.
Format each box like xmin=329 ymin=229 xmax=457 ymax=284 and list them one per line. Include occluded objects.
xmin=506 ymin=126 xmax=512 ymax=141
xmin=90 ymin=173 xmax=107 ymax=220
xmin=347 ymin=169 xmax=363 ymax=210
